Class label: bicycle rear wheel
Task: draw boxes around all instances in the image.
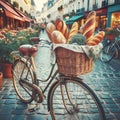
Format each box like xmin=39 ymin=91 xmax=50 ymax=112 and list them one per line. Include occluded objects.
xmin=48 ymin=77 xmax=106 ymax=120
xmin=13 ymin=59 xmax=34 ymax=103
xmin=100 ymin=43 xmax=117 ymax=62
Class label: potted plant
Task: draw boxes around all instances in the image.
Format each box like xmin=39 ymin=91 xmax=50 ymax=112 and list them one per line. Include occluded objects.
xmin=0 ymin=40 xmax=12 ymax=78
xmin=0 ymin=28 xmax=40 ymax=78
xmin=105 ymin=27 xmax=120 ymax=41
xmin=0 ymin=36 xmax=20 ymax=78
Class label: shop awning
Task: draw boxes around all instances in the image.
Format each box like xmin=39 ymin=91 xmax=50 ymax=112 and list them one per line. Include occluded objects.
xmin=65 ymin=14 xmax=84 ymax=24
xmin=4 ymin=10 xmax=23 ymax=21
xmin=0 ymin=1 xmax=23 ymax=21
xmin=15 ymin=8 xmax=31 ymax=22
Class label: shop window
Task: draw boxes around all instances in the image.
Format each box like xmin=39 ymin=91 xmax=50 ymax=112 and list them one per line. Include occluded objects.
xmin=13 ymin=1 xmax=19 ymax=8
xmin=20 ymin=7 xmax=23 ymax=12
xmin=111 ymin=12 xmax=120 ymax=28
xmin=96 ymin=16 xmax=107 ymax=30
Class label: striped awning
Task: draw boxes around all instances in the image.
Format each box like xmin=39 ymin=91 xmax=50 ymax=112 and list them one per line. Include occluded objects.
xmin=0 ymin=1 xmax=24 ymax=21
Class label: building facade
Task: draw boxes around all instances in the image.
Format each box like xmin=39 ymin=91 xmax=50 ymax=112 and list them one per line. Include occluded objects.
xmin=39 ymin=0 xmax=120 ymax=29
xmin=11 ymin=0 xmax=31 ymax=14
xmin=0 ymin=0 xmax=35 ymax=29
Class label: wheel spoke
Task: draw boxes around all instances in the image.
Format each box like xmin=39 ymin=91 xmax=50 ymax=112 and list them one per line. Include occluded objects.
xmin=48 ymin=78 xmax=106 ymax=120
xmin=100 ymin=43 xmax=116 ymax=62
xmin=13 ymin=59 xmax=34 ymax=103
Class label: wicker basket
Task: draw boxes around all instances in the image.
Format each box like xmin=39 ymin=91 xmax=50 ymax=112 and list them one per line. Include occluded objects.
xmin=55 ymin=47 xmax=93 ymax=76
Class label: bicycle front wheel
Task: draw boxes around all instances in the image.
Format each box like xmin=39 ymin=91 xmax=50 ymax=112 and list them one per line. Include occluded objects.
xmin=13 ymin=59 xmax=34 ymax=103
xmin=48 ymin=77 xmax=106 ymax=120
xmin=100 ymin=43 xmax=117 ymax=62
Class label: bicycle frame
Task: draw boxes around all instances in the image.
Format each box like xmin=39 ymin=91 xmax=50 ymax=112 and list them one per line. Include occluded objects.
xmin=21 ymin=54 xmax=59 ymax=95
xmin=114 ymin=38 xmax=120 ymax=49
xmin=109 ymin=37 xmax=120 ymax=57
xmin=100 ymin=36 xmax=120 ymax=62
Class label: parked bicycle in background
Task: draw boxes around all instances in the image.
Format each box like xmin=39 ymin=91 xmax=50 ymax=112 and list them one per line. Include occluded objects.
xmin=100 ymin=27 xmax=120 ymax=63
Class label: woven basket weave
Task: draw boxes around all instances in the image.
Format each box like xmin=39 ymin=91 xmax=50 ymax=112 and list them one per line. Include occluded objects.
xmin=55 ymin=47 xmax=93 ymax=76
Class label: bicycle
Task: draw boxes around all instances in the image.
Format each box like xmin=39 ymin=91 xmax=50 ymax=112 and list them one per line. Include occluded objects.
xmin=11 ymin=39 xmax=106 ymax=120
xmin=100 ymin=34 xmax=120 ymax=62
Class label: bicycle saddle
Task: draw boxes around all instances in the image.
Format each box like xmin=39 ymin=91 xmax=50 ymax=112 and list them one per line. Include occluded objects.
xmin=19 ymin=44 xmax=38 ymax=56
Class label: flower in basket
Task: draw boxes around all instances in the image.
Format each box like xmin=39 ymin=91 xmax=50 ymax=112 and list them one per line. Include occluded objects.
xmin=69 ymin=33 xmax=86 ymax=45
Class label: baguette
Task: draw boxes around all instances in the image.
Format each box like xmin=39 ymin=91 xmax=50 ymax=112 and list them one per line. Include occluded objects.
xmin=51 ymin=30 xmax=66 ymax=44
xmin=67 ymin=22 xmax=79 ymax=43
xmin=86 ymin=38 xmax=97 ymax=46
xmin=83 ymin=11 xmax=96 ymax=42
xmin=55 ymin=18 xmax=69 ymax=39
xmin=46 ymin=22 xmax=56 ymax=41
xmin=86 ymin=31 xmax=105 ymax=45
xmin=94 ymin=31 xmax=105 ymax=41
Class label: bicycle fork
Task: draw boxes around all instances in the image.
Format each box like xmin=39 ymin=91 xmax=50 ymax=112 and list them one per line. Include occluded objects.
xmin=59 ymin=78 xmax=79 ymax=114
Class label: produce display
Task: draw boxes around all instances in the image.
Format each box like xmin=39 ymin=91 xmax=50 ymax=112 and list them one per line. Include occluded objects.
xmin=46 ymin=11 xmax=105 ymax=46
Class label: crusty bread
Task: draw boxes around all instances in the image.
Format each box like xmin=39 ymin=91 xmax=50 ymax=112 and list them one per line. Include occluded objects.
xmin=67 ymin=22 xmax=79 ymax=43
xmin=51 ymin=30 xmax=67 ymax=44
xmin=55 ymin=18 xmax=63 ymax=31
xmin=86 ymin=31 xmax=105 ymax=46
xmin=55 ymin=18 xmax=69 ymax=39
xmin=94 ymin=31 xmax=105 ymax=41
xmin=83 ymin=11 xmax=96 ymax=42
xmin=86 ymin=37 xmax=97 ymax=46
xmin=46 ymin=22 xmax=56 ymax=41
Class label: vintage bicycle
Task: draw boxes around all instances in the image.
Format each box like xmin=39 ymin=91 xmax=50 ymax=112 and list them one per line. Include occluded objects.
xmin=100 ymin=34 xmax=120 ymax=62
xmin=11 ymin=39 xmax=106 ymax=120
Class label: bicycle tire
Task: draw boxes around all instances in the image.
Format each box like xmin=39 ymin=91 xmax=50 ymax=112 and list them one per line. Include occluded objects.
xmin=48 ymin=77 xmax=106 ymax=120
xmin=13 ymin=59 xmax=35 ymax=103
xmin=100 ymin=43 xmax=117 ymax=62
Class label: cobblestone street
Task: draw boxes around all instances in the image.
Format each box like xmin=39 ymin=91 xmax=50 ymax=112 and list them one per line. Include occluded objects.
xmin=0 ymin=31 xmax=120 ymax=120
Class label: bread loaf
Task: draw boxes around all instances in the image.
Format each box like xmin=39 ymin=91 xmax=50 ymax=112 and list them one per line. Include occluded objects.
xmin=94 ymin=31 xmax=105 ymax=42
xmin=51 ymin=30 xmax=66 ymax=44
xmin=67 ymin=22 xmax=79 ymax=43
xmin=86 ymin=37 xmax=97 ymax=46
xmin=83 ymin=11 xmax=96 ymax=42
xmin=55 ymin=18 xmax=69 ymax=39
xmin=86 ymin=31 xmax=105 ymax=46
xmin=46 ymin=22 xmax=56 ymax=41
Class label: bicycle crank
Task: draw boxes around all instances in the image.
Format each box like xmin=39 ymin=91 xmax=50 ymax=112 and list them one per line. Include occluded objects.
xmin=19 ymin=79 xmax=44 ymax=103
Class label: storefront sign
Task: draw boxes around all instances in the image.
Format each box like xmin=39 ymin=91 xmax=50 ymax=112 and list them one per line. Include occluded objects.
xmin=95 ymin=8 xmax=107 ymax=15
